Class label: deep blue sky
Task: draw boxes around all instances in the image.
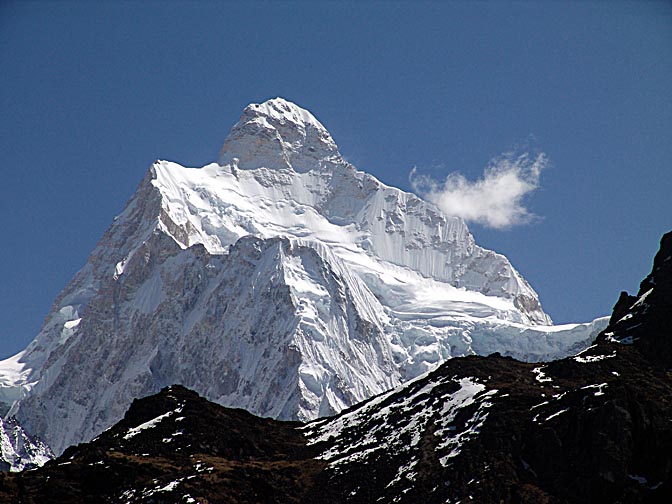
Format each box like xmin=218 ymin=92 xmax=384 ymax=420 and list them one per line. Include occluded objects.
xmin=1 ymin=1 xmax=670 ymax=358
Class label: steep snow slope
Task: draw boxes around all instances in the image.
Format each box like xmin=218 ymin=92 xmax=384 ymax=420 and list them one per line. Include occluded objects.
xmin=0 ymin=98 xmax=606 ymax=456
xmin=0 ymin=417 xmax=52 ymax=472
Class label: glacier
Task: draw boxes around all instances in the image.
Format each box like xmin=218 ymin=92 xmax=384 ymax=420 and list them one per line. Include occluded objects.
xmin=0 ymin=98 xmax=607 ymax=457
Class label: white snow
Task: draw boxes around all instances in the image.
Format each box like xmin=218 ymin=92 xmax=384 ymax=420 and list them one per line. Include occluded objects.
xmin=574 ymin=351 xmax=616 ymax=363
xmin=0 ymin=352 xmax=33 ymax=406
xmin=632 ymin=288 xmax=653 ymax=308
xmin=532 ymin=366 xmax=552 ymax=383
xmin=132 ymin=478 xmax=185 ymax=500
xmin=0 ymin=417 xmax=53 ymax=471
xmin=123 ymin=407 xmax=182 ymax=440
xmin=154 ymin=480 xmax=181 ymax=493
xmin=581 ymin=383 xmax=608 ymax=397
xmin=63 ymin=318 xmax=81 ymax=329
xmin=305 ymin=372 xmax=497 ymax=489
xmin=436 ymin=379 xmax=496 ymax=465
xmin=544 ymin=408 xmax=569 ymax=422
xmin=149 ymin=158 xmax=551 ymax=325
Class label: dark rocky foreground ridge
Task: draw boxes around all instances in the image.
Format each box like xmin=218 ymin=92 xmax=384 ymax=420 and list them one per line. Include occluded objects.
xmin=1 ymin=232 xmax=671 ymax=503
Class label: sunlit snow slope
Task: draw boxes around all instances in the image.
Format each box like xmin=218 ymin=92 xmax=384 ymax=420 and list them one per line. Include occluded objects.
xmin=0 ymin=98 xmax=607 ymax=456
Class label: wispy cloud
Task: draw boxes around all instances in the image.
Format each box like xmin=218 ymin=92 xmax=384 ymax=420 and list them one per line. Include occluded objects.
xmin=410 ymin=152 xmax=547 ymax=229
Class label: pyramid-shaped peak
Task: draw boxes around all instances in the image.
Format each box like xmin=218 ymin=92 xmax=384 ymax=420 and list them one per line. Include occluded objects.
xmin=218 ymin=98 xmax=344 ymax=173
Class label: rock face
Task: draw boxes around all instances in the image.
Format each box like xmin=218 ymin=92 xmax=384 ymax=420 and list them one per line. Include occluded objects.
xmin=0 ymin=232 xmax=669 ymax=503
xmin=600 ymin=231 xmax=672 ymax=369
xmin=0 ymin=98 xmax=606 ymax=458
xmin=0 ymin=385 xmax=327 ymax=503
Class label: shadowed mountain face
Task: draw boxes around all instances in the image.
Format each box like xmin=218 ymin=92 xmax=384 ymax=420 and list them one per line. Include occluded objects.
xmin=601 ymin=231 xmax=672 ymax=369
xmin=1 ymin=232 xmax=670 ymax=503
xmin=0 ymin=385 xmax=328 ymax=503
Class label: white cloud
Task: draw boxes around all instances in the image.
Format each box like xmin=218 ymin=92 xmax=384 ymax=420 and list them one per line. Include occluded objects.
xmin=410 ymin=152 xmax=547 ymax=229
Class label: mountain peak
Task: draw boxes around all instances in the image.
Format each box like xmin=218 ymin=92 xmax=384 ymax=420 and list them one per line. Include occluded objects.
xmin=218 ymin=98 xmax=344 ymax=172
xmin=3 ymin=99 xmax=606 ymax=462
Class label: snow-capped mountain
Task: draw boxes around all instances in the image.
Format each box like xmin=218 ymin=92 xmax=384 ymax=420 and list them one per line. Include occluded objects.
xmin=0 ymin=417 xmax=52 ymax=472
xmin=0 ymin=98 xmax=606 ymax=458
